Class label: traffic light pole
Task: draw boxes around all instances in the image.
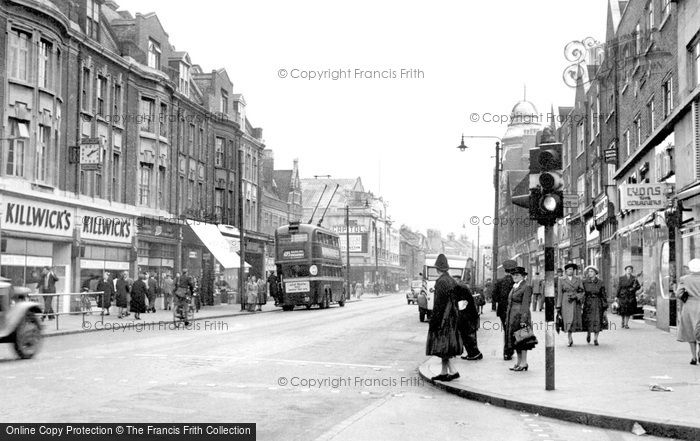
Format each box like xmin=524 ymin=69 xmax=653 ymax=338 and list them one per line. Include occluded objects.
xmin=544 ymin=223 xmax=556 ymax=391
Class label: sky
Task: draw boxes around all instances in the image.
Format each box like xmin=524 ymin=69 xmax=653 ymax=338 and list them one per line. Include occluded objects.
xmin=118 ymin=0 xmax=609 ymax=245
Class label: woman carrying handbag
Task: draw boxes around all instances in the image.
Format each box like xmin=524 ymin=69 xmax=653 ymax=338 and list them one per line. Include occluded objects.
xmin=676 ymin=258 xmax=700 ymax=365
xmin=505 ymin=267 xmax=537 ymax=372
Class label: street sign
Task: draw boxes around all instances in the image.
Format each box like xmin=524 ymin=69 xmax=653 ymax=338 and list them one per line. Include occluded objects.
xmin=604 ymin=148 xmax=617 ymax=164
xmin=563 ymin=193 xmax=579 ymax=208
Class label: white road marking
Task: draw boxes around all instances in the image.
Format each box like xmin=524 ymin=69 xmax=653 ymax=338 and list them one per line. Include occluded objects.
xmin=314 ymin=395 xmax=390 ymax=441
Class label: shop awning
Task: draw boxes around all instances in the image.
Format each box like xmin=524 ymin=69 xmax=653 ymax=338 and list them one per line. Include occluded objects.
xmin=188 ymin=221 xmax=249 ymax=269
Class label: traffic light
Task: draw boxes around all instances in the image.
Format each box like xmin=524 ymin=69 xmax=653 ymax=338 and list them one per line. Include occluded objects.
xmin=535 ymin=142 xmax=564 ymax=225
xmin=511 ymin=143 xmax=564 ymax=226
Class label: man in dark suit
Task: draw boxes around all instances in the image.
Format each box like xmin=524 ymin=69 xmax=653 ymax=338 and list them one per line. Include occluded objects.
xmin=453 ymin=275 xmax=483 ymax=360
xmin=492 ymin=259 xmax=517 ymax=360
xmin=146 ymin=272 xmax=158 ymax=313
xmin=39 ymin=266 xmax=59 ymax=321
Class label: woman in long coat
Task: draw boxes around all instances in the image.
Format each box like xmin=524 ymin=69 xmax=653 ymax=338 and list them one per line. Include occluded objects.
xmin=676 ymin=258 xmax=700 ymax=365
xmin=96 ymin=272 xmax=114 ymax=316
xmin=582 ymin=266 xmax=607 ymax=345
xmin=425 ymin=254 xmax=463 ymax=382
xmin=246 ymin=276 xmax=258 ymax=312
xmin=557 ymin=263 xmax=585 ymax=346
xmin=616 ymin=265 xmax=641 ymax=329
xmin=505 ymin=267 xmax=535 ymax=371
xmin=115 ymin=272 xmax=130 ymax=318
xmin=257 ymin=275 xmax=267 ymax=311
xmin=129 ymin=272 xmax=148 ymax=319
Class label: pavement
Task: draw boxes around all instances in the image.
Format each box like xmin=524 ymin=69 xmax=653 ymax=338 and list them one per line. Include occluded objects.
xmin=419 ymin=308 xmax=700 ymax=440
xmin=1 ymin=295 xmax=671 ymax=441
xmin=40 ymin=293 xmax=391 ymax=337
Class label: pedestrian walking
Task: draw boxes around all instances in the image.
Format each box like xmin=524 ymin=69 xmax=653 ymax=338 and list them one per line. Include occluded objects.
xmin=453 ymin=275 xmax=483 ymax=361
xmin=425 ymin=254 xmax=463 ymax=382
xmin=557 ymin=263 xmax=585 ymax=346
xmin=38 ymin=266 xmax=59 ymax=321
xmin=115 ymin=271 xmax=130 ymax=318
xmin=192 ymin=276 xmax=201 ymax=312
xmin=531 ymin=272 xmax=544 ymax=312
xmin=96 ymin=272 xmax=114 ymax=316
xmin=675 ymin=258 xmax=700 ymax=365
xmin=130 ymin=272 xmax=148 ymax=320
xmin=616 ymin=265 xmax=641 ymax=329
xmin=246 ymin=276 xmax=258 ymax=312
xmin=268 ymin=271 xmax=280 ymax=306
xmin=147 ymin=272 xmax=157 ymax=313
xmin=161 ymin=273 xmax=175 ymax=311
xmin=493 ymin=259 xmax=517 ymax=360
xmin=582 ymin=266 xmax=607 ymax=346
xmin=505 ymin=267 xmax=536 ymax=371
xmin=355 ymin=283 xmax=363 ymax=298
xmin=257 ymin=274 xmax=267 ymax=311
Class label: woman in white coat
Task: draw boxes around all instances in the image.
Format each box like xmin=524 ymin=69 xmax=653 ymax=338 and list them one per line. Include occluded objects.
xmin=676 ymin=258 xmax=700 ymax=365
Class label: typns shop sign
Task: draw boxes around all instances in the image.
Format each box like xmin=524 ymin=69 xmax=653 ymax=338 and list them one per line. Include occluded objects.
xmin=621 ymin=184 xmax=669 ymax=211
xmin=2 ymin=196 xmax=73 ymax=237
xmin=78 ymin=209 xmax=134 ymax=244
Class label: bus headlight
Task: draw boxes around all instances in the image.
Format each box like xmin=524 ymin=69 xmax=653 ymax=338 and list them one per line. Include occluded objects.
xmin=309 ymin=265 xmax=318 ymax=276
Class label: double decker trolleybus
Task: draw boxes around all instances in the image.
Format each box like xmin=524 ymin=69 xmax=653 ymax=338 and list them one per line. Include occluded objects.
xmin=274 ymin=222 xmax=346 ymax=311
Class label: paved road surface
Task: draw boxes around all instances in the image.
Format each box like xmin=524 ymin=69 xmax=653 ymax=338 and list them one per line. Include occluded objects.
xmin=0 ymin=295 xmax=673 ymax=441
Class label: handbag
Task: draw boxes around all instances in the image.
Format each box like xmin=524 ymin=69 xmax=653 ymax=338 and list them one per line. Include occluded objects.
xmin=514 ymin=325 xmax=537 ymax=346
xmin=678 ymin=289 xmax=689 ymax=303
xmin=555 ymin=312 xmax=564 ymax=334
xmin=602 ymin=314 xmax=609 ymax=330
xmin=611 ymin=300 xmax=619 ymax=315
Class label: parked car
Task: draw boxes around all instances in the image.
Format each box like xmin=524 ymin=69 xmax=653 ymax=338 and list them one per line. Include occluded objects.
xmin=0 ymin=278 xmax=43 ymax=359
xmin=406 ymin=280 xmax=422 ymax=305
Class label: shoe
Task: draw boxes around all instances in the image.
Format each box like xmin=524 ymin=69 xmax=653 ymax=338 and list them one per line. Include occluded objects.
xmin=691 ymin=359 xmax=698 ymax=365
xmin=504 ymin=355 xmax=513 ymax=361
xmin=514 ymin=365 xmax=529 ymax=371
xmin=594 ymin=340 xmax=599 ymax=346
xmin=568 ymin=341 xmax=573 ymax=347
xmin=586 ymin=334 xmax=591 ymax=344
xmin=445 ymin=373 xmax=460 ymax=381
xmin=509 ymin=365 xmax=519 ymax=371
xmin=461 ymin=353 xmax=483 ymax=361
xmin=431 ymin=374 xmax=449 ymax=381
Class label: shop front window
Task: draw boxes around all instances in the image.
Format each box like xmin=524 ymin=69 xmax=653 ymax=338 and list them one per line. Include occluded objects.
xmin=0 ymin=238 xmax=53 ymax=288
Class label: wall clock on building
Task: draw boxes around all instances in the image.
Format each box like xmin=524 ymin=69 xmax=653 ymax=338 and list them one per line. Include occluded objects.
xmin=80 ymin=138 xmax=103 ymax=170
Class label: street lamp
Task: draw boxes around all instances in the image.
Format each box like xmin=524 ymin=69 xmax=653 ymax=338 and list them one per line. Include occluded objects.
xmin=457 ymin=135 xmax=502 ymax=290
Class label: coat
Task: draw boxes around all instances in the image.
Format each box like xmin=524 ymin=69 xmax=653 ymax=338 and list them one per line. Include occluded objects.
xmin=246 ymin=281 xmax=258 ymax=304
xmin=147 ymin=277 xmax=157 ymax=303
xmin=425 ymin=272 xmax=463 ymax=358
xmin=676 ymin=273 xmax=700 ymax=343
xmin=493 ymin=275 xmax=514 ymax=322
xmin=505 ymin=280 xmax=535 ymax=352
xmin=257 ymin=279 xmax=267 ymax=304
xmin=130 ymin=279 xmax=148 ymax=313
xmin=39 ymin=272 xmax=59 ymax=294
xmin=268 ymin=274 xmax=279 ymax=297
xmin=582 ymin=277 xmax=607 ymax=332
xmin=616 ymin=275 xmax=640 ymax=316
xmin=161 ymin=277 xmax=175 ymax=295
xmin=454 ymin=280 xmax=479 ymax=334
xmin=96 ymin=278 xmax=114 ymax=309
xmin=557 ymin=276 xmax=585 ymax=332
xmin=115 ymin=278 xmax=129 ymax=308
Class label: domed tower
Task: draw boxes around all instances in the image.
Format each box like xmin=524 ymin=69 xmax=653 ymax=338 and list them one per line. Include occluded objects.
xmin=501 ymin=98 xmax=542 ymax=171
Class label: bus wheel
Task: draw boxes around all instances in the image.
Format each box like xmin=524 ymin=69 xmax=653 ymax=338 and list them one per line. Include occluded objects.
xmin=339 ymin=298 xmax=345 ymax=307
xmin=282 ymin=305 xmax=294 ymax=311
xmin=305 ymin=304 xmax=311 ymax=310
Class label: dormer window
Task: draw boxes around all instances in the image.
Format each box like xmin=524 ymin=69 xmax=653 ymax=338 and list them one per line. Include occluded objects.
xmin=86 ymin=0 xmax=99 ymax=39
xmin=178 ymin=62 xmax=190 ymax=97
xmin=147 ymin=39 xmax=161 ymax=70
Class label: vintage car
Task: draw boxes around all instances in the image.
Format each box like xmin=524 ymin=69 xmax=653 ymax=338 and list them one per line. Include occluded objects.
xmin=0 ymin=278 xmax=43 ymax=359
xmin=406 ymin=280 xmax=422 ymax=305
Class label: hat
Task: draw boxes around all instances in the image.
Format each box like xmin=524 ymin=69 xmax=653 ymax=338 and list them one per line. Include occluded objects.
xmin=584 ymin=265 xmax=599 ymax=274
xmin=688 ymin=259 xmax=700 ymax=274
xmin=624 ymin=265 xmax=634 ymax=271
xmin=511 ymin=267 xmax=528 ymax=276
xmin=564 ymin=263 xmax=578 ymax=271
xmin=434 ymin=254 xmax=450 ymax=272
xmin=502 ymin=259 xmax=517 ymax=272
